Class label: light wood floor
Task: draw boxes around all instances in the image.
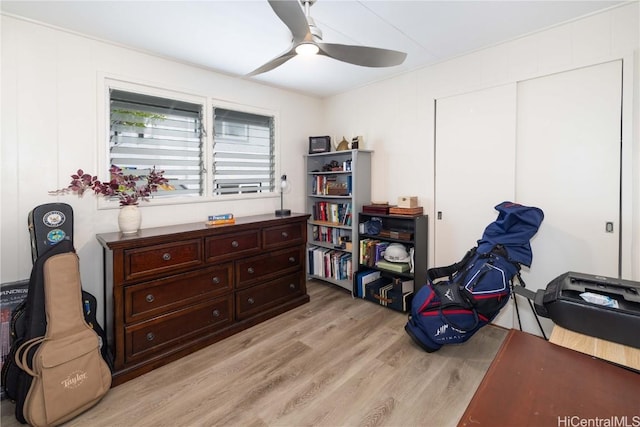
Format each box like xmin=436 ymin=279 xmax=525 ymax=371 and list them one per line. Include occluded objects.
xmin=1 ymin=280 xmax=508 ymax=427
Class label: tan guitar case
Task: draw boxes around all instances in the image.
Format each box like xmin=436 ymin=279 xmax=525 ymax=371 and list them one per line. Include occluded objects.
xmin=15 ymin=252 xmax=111 ymax=427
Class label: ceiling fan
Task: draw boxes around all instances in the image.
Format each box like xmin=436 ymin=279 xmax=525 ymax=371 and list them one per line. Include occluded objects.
xmin=247 ymin=0 xmax=407 ymax=76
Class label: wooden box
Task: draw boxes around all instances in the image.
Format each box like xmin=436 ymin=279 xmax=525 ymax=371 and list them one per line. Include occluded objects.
xmin=397 ymin=196 xmax=418 ymax=208
xmin=379 ymin=229 xmax=413 ymax=240
xmin=389 ymin=206 xmax=424 ymax=216
xmin=363 ymin=204 xmax=392 ymax=215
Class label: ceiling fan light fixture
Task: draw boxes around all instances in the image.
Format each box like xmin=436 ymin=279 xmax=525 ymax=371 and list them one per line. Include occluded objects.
xmin=295 ymin=42 xmax=319 ymax=56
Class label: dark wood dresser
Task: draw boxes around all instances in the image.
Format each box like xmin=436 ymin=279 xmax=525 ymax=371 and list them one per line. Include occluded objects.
xmin=96 ymin=213 xmax=310 ymax=386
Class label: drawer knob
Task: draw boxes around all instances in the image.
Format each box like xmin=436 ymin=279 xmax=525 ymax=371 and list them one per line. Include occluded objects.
xmin=288 ymin=257 xmax=296 ymax=263
xmin=162 ymin=253 xmax=171 ymax=261
xmin=146 ymin=332 xmax=155 ymax=341
xmin=247 ymin=297 xmax=255 ymax=305
xmin=231 ymin=240 xmax=239 ymax=248
xmin=281 ymin=231 xmax=289 ymax=238
xmin=212 ymin=276 xmax=220 ymax=284
xmin=289 ymin=283 xmax=296 ymax=290
xmin=212 ymin=309 xmax=220 ymax=317
xmin=247 ymin=267 xmax=255 ymax=274
xmin=145 ymin=294 xmax=155 ymax=303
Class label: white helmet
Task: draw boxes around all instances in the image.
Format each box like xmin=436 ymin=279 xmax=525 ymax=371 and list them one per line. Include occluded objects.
xmin=384 ymin=243 xmax=410 ymax=263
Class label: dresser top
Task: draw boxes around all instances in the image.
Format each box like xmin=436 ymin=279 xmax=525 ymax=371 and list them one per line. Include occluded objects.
xmin=96 ymin=212 xmax=309 ymax=249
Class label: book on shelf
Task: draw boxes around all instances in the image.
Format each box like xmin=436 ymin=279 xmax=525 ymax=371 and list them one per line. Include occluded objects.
xmin=392 ymin=278 xmax=414 ymax=294
xmin=375 ymin=260 xmax=410 ymax=273
xmin=313 ymin=174 xmax=351 ymax=196
xmin=206 ymin=218 xmax=236 ymax=226
xmin=312 ymin=201 xmax=352 ymax=225
xmin=363 ymin=277 xmax=393 ymax=304
xmin=355 ymin=270 xmax=382 ymax=298
xmin=312 ymin=225 xmax=350 ymax=245
xmin=342 ymin=203 xmax=352 ymax=226
xmin=308 ymin=246 xmax=353 ymax=281
xmin=208 ymin=213 xmax=234 ymax=221
xmin=358 ymin=239 xmax=390 ymax=267
xmin=385 ymin=287 xmax=413 ymax=312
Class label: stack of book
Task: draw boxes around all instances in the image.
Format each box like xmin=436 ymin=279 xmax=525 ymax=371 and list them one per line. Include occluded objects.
xmin=312 ymin=175 xmax=352 ymax=195
xmin=312 ymin=225 xmax=350 ymax=245
xmin=354 ymin=270 xmax=382 ymax=298
xmin=375 ymin=259 xmax=411 ymax=273
xmin=307 ymin=246 xmax=353 ymax=281
xmin=312 ymin=201 xmax=352 ymax=225
xmin=359 ymin=239 xmax=389 ymax=267
xmin=206 ymin=213 xmax=235 ymax=226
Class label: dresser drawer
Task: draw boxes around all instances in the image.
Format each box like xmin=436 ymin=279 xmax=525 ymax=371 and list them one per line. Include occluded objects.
xmin=125 ymin=295 xmax=233 ymax=363
xmin=205 ymin=229 xmax=260 ymax=263
xmin=124 ymin=239 xmax=203 ymax=281
xmin=262 ymin=222 xmax=305 ymax=250
xmin=235 ymin=247 xmax=303 ymax=289
xmin=236 ymin=273 xmax=303 ymax=320
xmin=124 ymin=263 xmax=233 ymax=323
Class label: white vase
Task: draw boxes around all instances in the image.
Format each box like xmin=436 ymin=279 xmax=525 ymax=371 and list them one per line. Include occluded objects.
xmin=118 ymin=205 xmax=141 ymax=234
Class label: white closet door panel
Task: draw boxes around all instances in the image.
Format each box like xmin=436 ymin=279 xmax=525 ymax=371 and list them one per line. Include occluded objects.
xmin=434 ymin=84 xmax=517 ymax=267
xmin=515 ymin=61 xmax=622 ymax=335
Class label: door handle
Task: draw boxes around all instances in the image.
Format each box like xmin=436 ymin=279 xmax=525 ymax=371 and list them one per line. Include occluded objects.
xmin=437 ymin=211 xmax=442 ymax=220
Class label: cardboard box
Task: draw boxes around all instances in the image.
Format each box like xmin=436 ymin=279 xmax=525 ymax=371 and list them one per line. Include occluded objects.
xmin=1 ymin=279 xmax=29 ymax=400
xmin=397 ymin=196 xmax=418 ymax=208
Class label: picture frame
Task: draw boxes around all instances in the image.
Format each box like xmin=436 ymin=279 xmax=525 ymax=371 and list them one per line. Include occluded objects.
xmin=309 ymin=136 xmax=331 ymax=154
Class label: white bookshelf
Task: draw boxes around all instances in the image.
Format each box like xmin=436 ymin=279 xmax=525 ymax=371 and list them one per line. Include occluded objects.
xmin=304 ymin=149 xmax=372 ymax=291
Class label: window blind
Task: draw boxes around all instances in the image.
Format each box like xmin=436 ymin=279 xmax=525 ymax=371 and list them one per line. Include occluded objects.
xmin=110 ymin=89 xmax=204 ymax=198
xmin=213 ymin=108 xmax=275 ymax=195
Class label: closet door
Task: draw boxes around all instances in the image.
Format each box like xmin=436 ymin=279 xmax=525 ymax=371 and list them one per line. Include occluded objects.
xmin=516 ymin=61 xmax=622 ymax=295
xmin=434 ymin=84 xmax=517 ymax=267
xmin=434 ymin=62 xmax=622 ymax=333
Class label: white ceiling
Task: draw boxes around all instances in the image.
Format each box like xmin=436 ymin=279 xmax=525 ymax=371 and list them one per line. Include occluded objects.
xmin=1 ymin=0 xmax=626 ymax=98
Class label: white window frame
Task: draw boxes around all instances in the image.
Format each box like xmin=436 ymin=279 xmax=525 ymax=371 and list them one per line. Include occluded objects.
xmin=98 ymin=77 xmax=280 ymax=208
xmin=211 ymin=99 xmax=278 ymax=198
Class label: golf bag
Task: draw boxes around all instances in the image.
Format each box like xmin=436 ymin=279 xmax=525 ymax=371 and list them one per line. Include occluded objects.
xmin=405 ymin=202 xmax=544 ymax=352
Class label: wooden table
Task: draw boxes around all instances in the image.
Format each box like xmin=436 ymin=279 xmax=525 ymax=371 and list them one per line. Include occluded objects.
xmin=458 ymin=329 xmax=640 ymax=427
xmin=550 ymin=326 xmax=640 ymax=371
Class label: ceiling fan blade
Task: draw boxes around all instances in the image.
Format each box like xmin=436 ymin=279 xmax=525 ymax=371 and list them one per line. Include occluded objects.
xmin=268 ymin=0 xmax=310 ymax=42
xmin=318 ymin=42 xmax=407 ymax=67
xmin=246 ymin=47 xmax=297 ymax=76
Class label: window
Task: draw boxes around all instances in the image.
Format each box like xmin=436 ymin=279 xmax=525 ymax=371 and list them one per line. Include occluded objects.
xmin=107 ymin=85 xmax=277 ymax=201
xmin=110 ymin=89 xmax=204 ymax=198
xmin=212 ymin=108 xmax=275 ymax=195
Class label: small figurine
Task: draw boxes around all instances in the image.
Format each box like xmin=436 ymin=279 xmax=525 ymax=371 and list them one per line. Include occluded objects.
xmin=336 ymin=137 xmax=349 ymax=151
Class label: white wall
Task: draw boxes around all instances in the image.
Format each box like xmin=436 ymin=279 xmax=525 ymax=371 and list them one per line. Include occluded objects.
xmin=1 ymin=16 xmax=324 ymax=303
xmin=322 ymin=2 xmax=640 ymax=281
xmin=2 ymin=2 xmax=639 ymax=318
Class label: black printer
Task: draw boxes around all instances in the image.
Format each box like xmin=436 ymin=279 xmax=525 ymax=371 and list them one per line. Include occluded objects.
xmin=528 ymin=271 xmax=640 ymax=349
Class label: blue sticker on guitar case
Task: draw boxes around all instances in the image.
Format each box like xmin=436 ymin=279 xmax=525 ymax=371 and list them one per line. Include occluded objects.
xmin=46 ymin=229 xmax=66 ymax=244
